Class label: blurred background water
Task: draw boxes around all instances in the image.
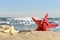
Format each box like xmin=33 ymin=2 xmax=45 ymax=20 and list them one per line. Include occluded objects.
xmin=0 ymin=17 xmax=60 ymax=32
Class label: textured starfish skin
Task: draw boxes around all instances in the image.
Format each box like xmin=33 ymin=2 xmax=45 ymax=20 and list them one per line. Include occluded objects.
xmin=32 ymin=13 xmax=58 ymax=31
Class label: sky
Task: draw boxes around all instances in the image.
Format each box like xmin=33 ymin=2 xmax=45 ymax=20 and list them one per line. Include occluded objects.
xmin=0 ymin=0 xmax=60 ymax=18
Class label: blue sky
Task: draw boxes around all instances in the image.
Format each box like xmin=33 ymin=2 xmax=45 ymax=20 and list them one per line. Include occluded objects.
xmin=0 ymin=0 xmax=60 ymax=17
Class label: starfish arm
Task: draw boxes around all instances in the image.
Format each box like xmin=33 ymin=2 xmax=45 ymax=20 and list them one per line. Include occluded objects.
xmin=43 ymin=13 xmax=48 ymax=21
xmin=32 ymin=17 xmax=38 ymax=24
xmin=43 ymin=21 xmax=58 ymax=28
xmin=48 ymin=23 xmax=58 ymax=28
xmin=50 ymin=24 xmax=58 ymax=27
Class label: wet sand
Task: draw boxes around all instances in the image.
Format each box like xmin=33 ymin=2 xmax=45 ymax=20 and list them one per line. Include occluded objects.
xmin=0 ymin=31 xmax=60 ymax=40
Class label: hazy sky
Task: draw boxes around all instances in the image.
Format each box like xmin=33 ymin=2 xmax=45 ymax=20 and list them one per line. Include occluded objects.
xmin=0 ymin=0 xmax=60 ymax=18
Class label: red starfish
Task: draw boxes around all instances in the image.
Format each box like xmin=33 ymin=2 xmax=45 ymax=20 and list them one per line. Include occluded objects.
xmin=32 ymin=13 xmax=58 ymax=31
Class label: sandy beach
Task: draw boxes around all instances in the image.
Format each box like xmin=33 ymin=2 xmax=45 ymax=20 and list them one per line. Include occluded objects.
xmin=0 ymin=25 xmax=60 ymax=40
xmin=0 ymin=31 xmax=60 ymax=40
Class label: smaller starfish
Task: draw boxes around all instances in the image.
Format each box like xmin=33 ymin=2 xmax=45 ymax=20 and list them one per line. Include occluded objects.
xmin=1 ymin=25 xmax=19 ymax=35
xmin=32 ymin=13 xmax=58 ymax=31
